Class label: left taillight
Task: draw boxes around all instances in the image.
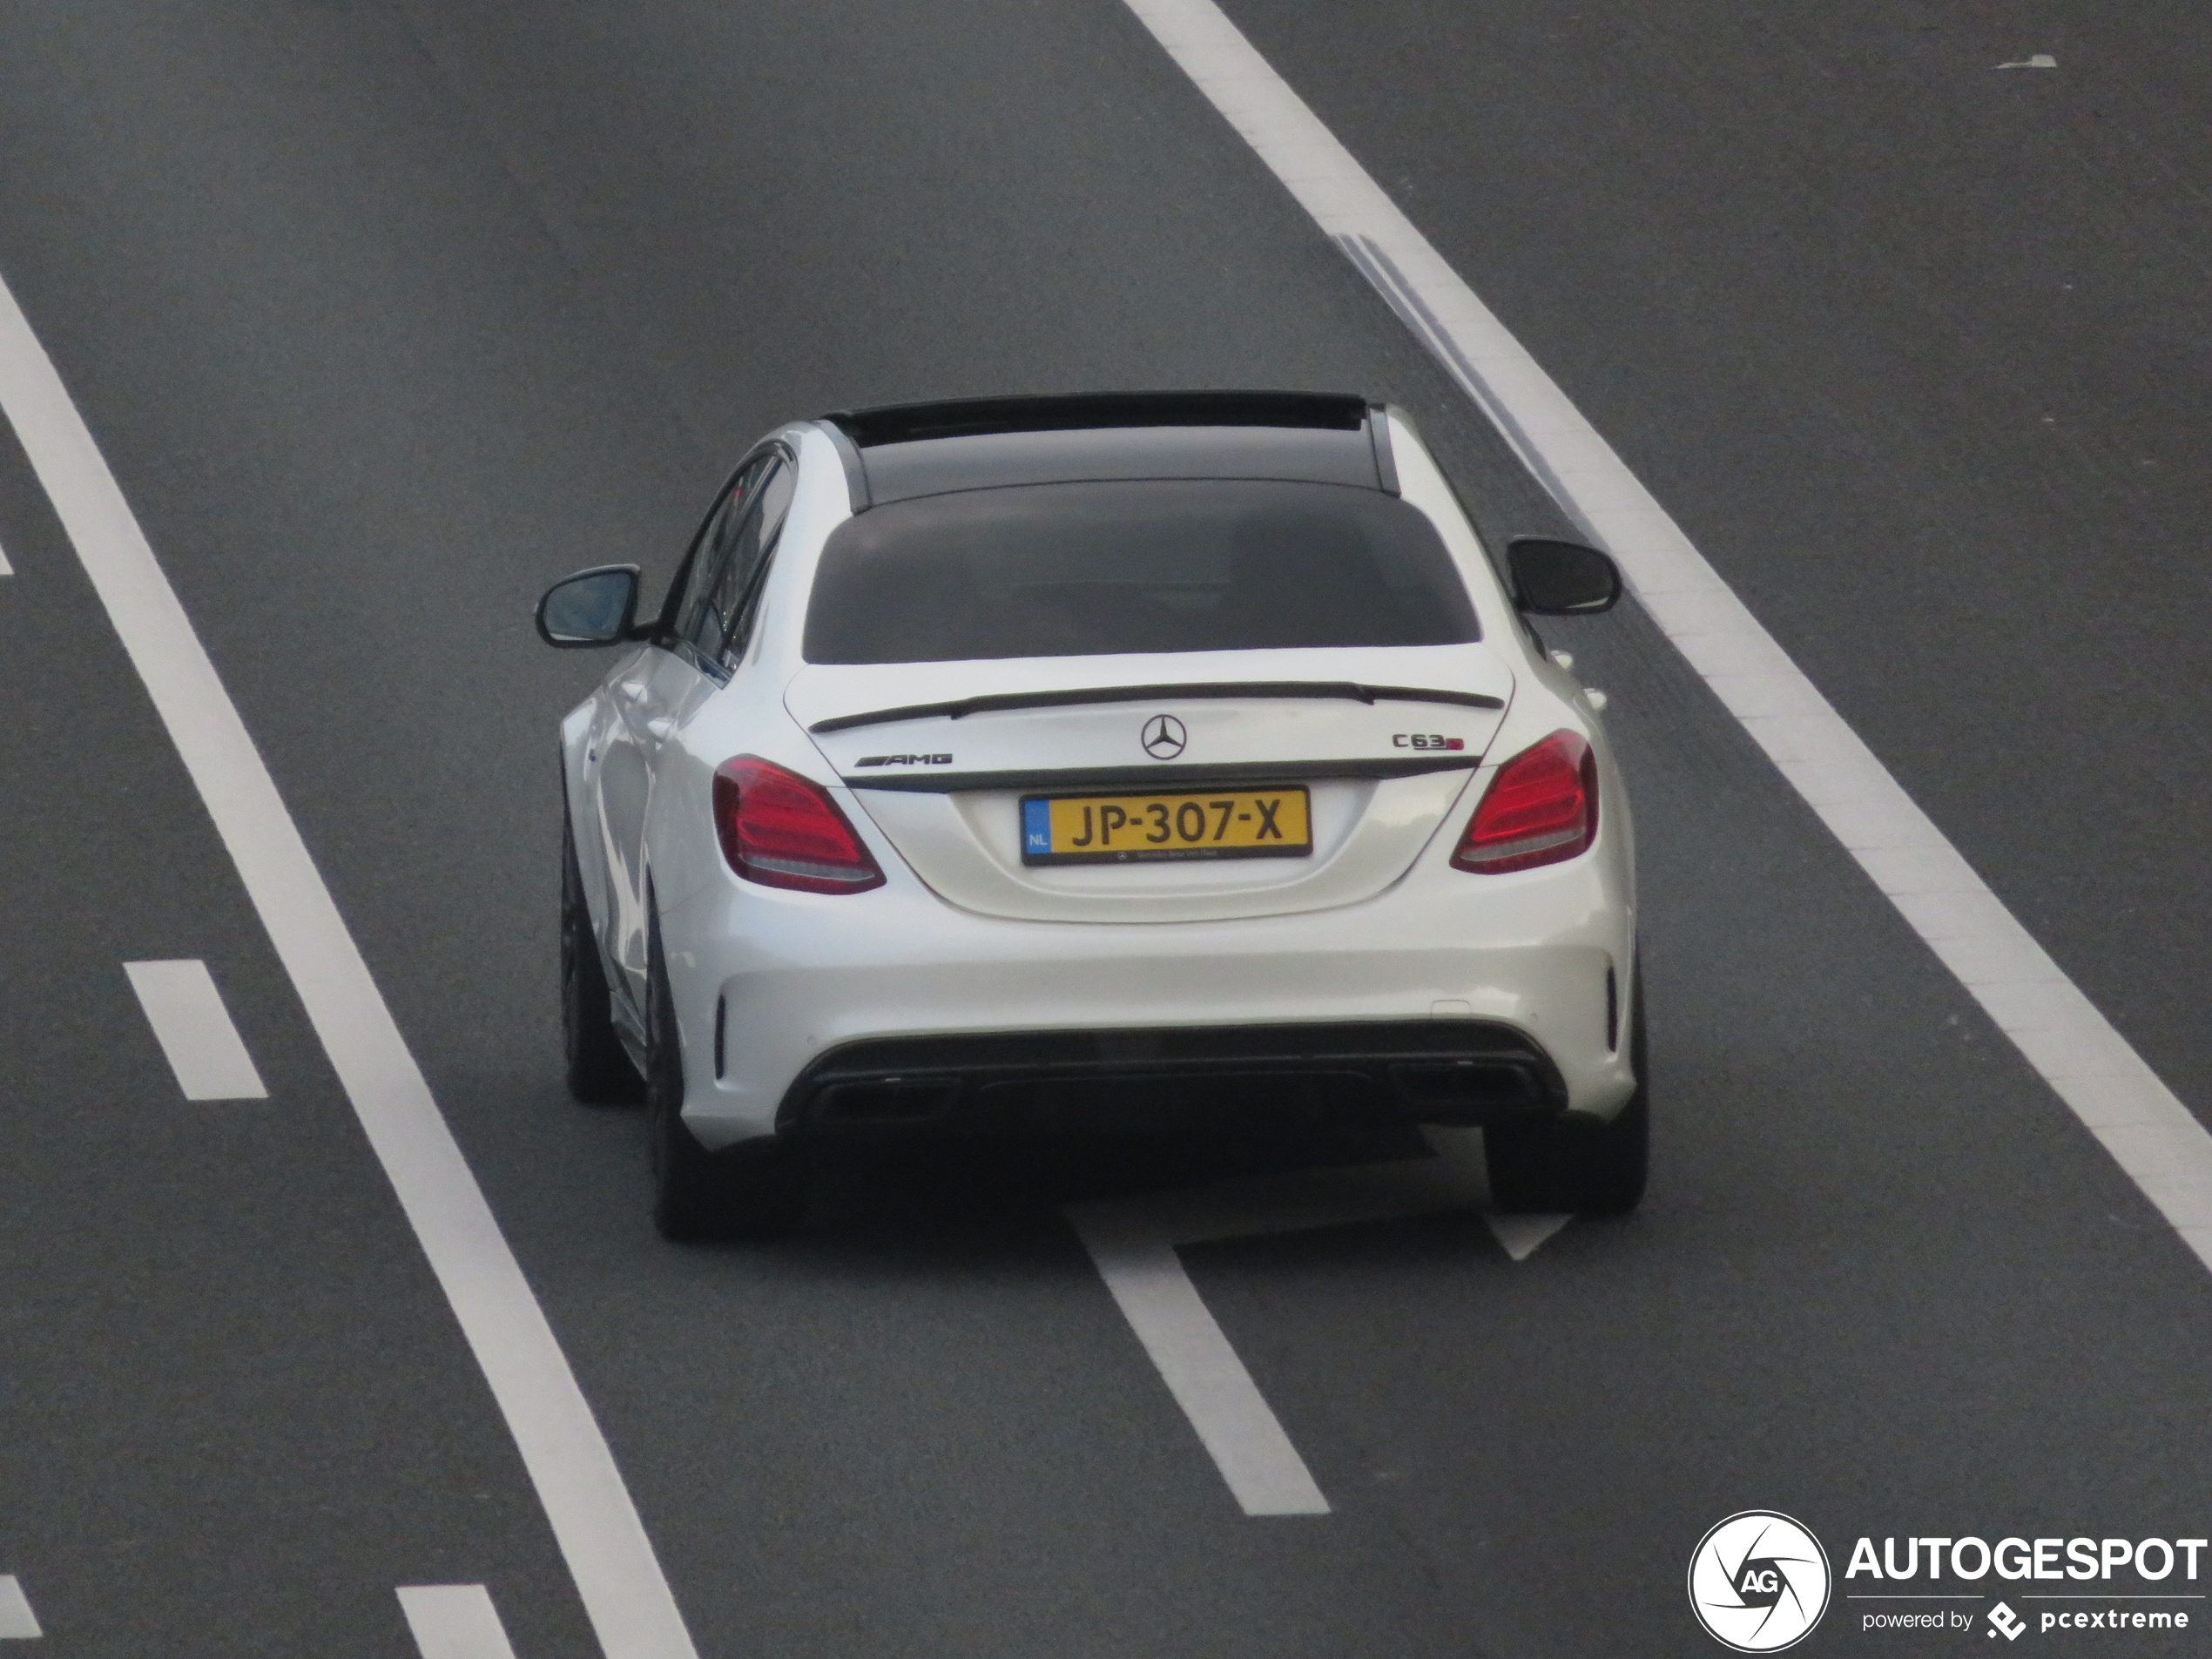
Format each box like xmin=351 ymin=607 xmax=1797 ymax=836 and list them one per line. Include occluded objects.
xmin=712 ymin=756 xmax=887 ymax=894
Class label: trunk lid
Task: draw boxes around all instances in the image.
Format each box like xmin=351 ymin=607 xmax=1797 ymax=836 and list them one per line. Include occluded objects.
xmin=787 ymin=647 xmax=1513 ymax=922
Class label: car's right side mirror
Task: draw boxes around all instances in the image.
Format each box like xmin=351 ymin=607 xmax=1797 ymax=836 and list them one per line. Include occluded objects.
xmin=1507 ymin=536 xmax=1622 ymax=615
xmin=536 ymin=564 xmax=643 ymax=647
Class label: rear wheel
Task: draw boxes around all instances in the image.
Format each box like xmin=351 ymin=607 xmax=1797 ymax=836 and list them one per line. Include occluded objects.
xmin=563 ymin=810 xmax=643 ymax=1103
xmin=1487 ymin=961 xmax=1649 ymax=1216
xmin=645 ymin=909 xmax=808 ymax=1241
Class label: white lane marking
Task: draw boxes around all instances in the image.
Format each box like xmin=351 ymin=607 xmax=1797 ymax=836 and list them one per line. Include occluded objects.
xmin=1997 ymin=54 xmax=2058 ymax=70
xmin=0 ymin=280 xmax=698 ymax=1659
xmin=0 ymin=1576 xmax=39 ymax=1640
xmin=1122 ymin=0 xmax=2212 ymax=1280
xmin=1069 ymin=1205 xmax=1330 ymax=1516
xmin=1069 ymin=1128 xmax=1567 ymax=1514
xmin=0 ymin=538 xmax=12 ymax=575
xmin=122 ymin=959 xmax=268 ymax=1100
xmin=398 ymin=1585 xmax=520 ymax=1659
xmin=1487 ymin=1211 xmax=1574 ymax=1262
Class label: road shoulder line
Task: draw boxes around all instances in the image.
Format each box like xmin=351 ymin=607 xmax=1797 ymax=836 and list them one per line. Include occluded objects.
xmin=1119 ymin=0 xmax=2212 ymax=1276
xmin=0 ymin=272 xmax=697 ymax=1659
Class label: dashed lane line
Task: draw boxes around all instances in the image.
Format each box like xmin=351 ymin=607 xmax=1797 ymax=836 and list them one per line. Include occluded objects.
xmin=0 ymin=277 xmax=698 ymax=1659
xmin=399 ymin=1586 xmax=520 ymax=1659
xmin=1121 ymin=0 xmax=2212 ymax=1275
xmin=123 ymin=959 xmax=267 ymax=1101
xmin=1069 ymin=1129 xmax=1568 ymax=1514
xmin=1070 ymin=1205 xmax=1330 ymax=1517
xmin=0 ymin=1576 xmax=38 ymax=1640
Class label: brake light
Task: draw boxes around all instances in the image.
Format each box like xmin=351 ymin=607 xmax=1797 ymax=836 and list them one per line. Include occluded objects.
xmin=712 ymin=757 xmax=886 ymax=894
xmin=1451 ymin=732 xmax=1597 ymax=873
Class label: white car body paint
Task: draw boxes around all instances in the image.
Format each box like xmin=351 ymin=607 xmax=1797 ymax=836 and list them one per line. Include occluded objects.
xmin=562 ymin=421 xmax=1635 ymax=1152
xmin=0 ymin=273 xmax=700 ymax=1659
xmin=1116 ymin=0 xmax=2212 ymax=1271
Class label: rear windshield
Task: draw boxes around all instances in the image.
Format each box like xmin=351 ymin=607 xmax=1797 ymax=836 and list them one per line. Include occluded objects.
xmin=802 ymin=479 xmax=1479 ymax=664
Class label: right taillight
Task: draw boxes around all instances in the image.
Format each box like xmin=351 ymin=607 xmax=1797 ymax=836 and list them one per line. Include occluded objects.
xmin=1451 ymin=731 xmax=1597 ymax=873
xmin=712 ymin=756 xmax=887 ymax=894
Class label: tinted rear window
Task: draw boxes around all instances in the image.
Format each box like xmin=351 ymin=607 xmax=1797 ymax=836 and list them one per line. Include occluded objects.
xmin=803 ymin=480 xmax=1478 ymax=664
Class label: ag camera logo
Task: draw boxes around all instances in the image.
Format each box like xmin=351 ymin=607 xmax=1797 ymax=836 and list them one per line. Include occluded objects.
xmin=1689 ymin=1511 xmax=1832 ymax=1652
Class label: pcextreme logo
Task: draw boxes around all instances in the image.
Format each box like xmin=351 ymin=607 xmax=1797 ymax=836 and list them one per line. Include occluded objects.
xmin=1689 ymin=1511 xmax=1833 ymax=1652
xmin=1845 ymin=1532 xmax=2205 ymax=1642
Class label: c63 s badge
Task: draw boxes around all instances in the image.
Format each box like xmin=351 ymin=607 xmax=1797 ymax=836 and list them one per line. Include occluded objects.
xmin=1392 ymin=733 xmax=1466 ymax=751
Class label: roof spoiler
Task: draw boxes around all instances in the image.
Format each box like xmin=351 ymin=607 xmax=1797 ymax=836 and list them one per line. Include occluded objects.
xmin=815 ymin=390 xmax=1397 ymax=508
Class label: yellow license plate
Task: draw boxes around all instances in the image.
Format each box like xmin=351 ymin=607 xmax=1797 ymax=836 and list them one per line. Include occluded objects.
xmin=1021 ymin=786 xmax=1312 ymax=865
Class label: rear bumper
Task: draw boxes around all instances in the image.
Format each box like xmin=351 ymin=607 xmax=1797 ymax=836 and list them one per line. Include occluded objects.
xmin=658 ymin=828 xmax=1637 ymax=1149
xmin=777 ymin=1019 xmax=1566 ymax=1136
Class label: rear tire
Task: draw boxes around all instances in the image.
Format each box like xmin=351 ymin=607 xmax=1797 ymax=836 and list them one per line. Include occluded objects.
xmin=1487 ymin=961 xmax=1649 ymax=1216
xmin=563 ymin=810 xmax=644 ymax=1103
xmin=645 ymin=909 xmax=808 ymax=1241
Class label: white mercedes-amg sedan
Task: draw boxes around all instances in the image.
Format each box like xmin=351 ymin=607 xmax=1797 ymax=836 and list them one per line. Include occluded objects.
xmin=536 ymin=392 xmax=1643 ymax=1239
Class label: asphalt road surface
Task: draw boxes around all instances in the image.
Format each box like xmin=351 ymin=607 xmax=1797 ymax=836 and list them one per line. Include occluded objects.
xmin=2 ymin=3 xmax=2209 ymax=1656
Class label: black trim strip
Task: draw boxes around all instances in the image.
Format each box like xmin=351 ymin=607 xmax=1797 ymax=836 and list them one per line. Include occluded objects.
xmin=809 ymin=681 xmax=1504 ymax=734
xmin=823 ymin=391 xmax=1369 ymax=448
xmin=774 ymin=1019 xmax=1566 ymax=1134
xmin=841 ymin=755 xmax=1482 ymax=793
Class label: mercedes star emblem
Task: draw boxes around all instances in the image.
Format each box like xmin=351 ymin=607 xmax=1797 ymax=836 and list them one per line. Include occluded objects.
xmin=1141 ymin=714 xmax=1188 ymax=759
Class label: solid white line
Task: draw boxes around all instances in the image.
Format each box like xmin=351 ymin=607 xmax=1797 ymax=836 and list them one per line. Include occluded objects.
xmin=0 ymin=280 xmax=698 ymax=1658
xmin=1068 ymin=1204 xmax=1331 ymax=1515
xmin=123 ymin=959 xmax=267 ymax=1100
xmin=398 ymin=1585 xmax=520 ymax=1659
xmin=0 ymin=1576 xmax=38 ymax=1640
xmin=1121 ymin=0 xmax=2212 ymax=1276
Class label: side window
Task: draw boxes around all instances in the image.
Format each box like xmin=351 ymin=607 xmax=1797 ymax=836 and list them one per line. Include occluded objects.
xmin=683 ymin=456 xmax=796 ymax=670
xmin=670 ymin=455 xmax=774 ymax=649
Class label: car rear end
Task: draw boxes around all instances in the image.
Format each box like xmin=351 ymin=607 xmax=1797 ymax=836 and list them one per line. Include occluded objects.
xmin=655 ymin=394 xmax=1637 ymax=1158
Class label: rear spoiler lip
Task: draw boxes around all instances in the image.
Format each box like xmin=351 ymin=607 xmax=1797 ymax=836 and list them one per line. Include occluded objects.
xmin=840 ymin=755 xmax=1485 ymax=794
xmin=807 ymin=681 xmax=1505 ymax=735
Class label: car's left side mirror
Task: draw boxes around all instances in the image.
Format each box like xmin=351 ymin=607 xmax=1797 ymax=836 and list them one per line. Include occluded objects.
xmin=1507 ymin=537 xmax=1622 ymax=616
xmin=536 ymin=564 xmax=642 ymax=647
